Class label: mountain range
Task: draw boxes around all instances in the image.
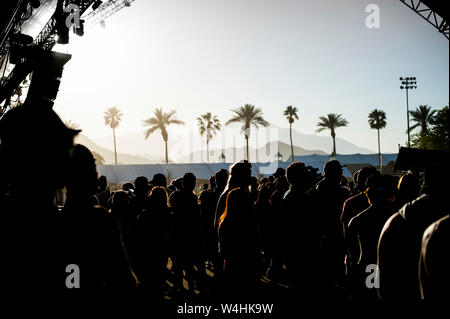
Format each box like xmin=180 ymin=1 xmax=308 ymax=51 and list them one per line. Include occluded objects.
xmin=76 ymin=126 xmax=374 ymax=164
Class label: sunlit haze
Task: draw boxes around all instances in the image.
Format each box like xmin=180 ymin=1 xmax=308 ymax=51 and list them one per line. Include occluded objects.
xmin=52 ymin=0 xmax=448 ymax=157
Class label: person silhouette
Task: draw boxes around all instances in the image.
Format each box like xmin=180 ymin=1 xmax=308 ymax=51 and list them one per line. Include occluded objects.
xmin=419 ymin=214 xmax=449 ymax=302
xmin=277 ymin=162 xmax=317 ymax=294
xmin=169 ymin=172 xmax=203 ymax=293
xmin=341 ymin=166 xmax=379 ymax=237
xmin=377 ymin=164 xmax=450 ymax=301
xmin=218 ymin=160 xmax=259 ymax=300
xmin=61 ymin=144 xmax=138 ymax=295
xmin=310 ymin=160 xmax=350 ymax=291
xmin=134 ymin=186 xmax=171 ymax=298
xmin=214 ymin=161 xmax=252 ymax=228
xmin=205 ymin=169 xmax=229 ymax=274
xmin=347 ymin=174 xmax=397 ymax=301
xmin=97 ymin=175 xmax=111 ymax=208
xmin=0 ymin=102 xmax=80 ymax=296
xmin=253 ymin=184 xmax=273 ymax=265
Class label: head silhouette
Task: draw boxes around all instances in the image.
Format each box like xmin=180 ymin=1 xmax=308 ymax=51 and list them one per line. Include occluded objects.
xmin=66 ymin=144 xmax=98 ymax=199
xmin=356 ymin=166 xmax=379 ymax=192
xmin=256 ymin=183 xmax=272 ymax=203
xmin=259 ymin=177 xmax=269 ymax=186
xmin=134 ymin=176 xmax=149 ymax=196
xmin=274 ymin=175 xmax=289 ymax=192
xmin=111 ymin=190 xmax=130 ymax=216
xmin=421 ymin=163 xmax=449 ymax=196
xmin=364 ymin=174 xmax=394 ymax=206
xmin=151 ymin=173 xmax=167 ymax=188
xmin=398 ymin=173 xmax=420 ymax=203
xmin=215 ymin=169 xmax=228 ymax=190
xmin=0 ymin=103 xmax=79 ymax=192
xmin=172 ymin=177 xmax=183 ymax=191
xmin=286 ymin=162 xmax=307 ymax=188
xmin=227 ymin=160 xmax=252 ymax=189
xmin=182 ymin=172 xmax=196 ymax=192
xmin=122 ymin=182 xmax=135 ymax=193
xmin=323 ymin=160 xmax=344 ymax=183
xmin=98 ymin=175 xmax=108 ymax=190
xmin=150 ymin=186 xmax=168 ymax=209
xmin=209 ymin=176 xmax=216 ymax=189
xmin=273 ymin=167 xmax=286 ymax=179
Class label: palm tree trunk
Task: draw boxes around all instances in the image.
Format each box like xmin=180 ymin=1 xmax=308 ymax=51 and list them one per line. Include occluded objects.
xmin=255 ymin=131 xmax=259 ymax=162
xmin=165 ymin=140 xmax=169 ymax=164
xmin=331 ymin=132 xmax=336 ymax=159
xmin=378 ymin=128 xmax=382 ymax=174
xmin=289 ymin=123 xmax=294 ymax=162
xmin=113 ymin=128 xmax=118 ymax=165
xmin=246 ymin=136 xmax=249 ymax=161
xmin=206 ymin=139 xmax=210 ymax=163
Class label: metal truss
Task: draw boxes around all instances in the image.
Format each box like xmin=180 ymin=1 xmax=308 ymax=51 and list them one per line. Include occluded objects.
xmin=82 ymin=0 xmax=135 ymax=27
xmin=0 ymin=0 xmax=96 ymax=107
xmin=400 ymin=0 xmax=449 ymax=39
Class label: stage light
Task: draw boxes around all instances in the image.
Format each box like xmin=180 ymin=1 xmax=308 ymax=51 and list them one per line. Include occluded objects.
xmin=92 ymin=0 xmax=103 ymax=11
xmin=399 ymin=76 xmax=418 ymax=148
xmin=26 ymin=51 xmax=72 ymax=104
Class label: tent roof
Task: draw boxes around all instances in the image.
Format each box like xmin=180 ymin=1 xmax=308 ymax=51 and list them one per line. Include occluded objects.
xmin=98 ymin=153 xmax=398 ymax=183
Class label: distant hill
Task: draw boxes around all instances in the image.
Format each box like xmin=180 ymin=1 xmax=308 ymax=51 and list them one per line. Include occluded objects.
xmin=88 ymin=125 xmax=375 ymax=164
xmin=274 ymin=127 xmax=374 ymax=154
xmin=179 ymin=141 xmax=327 ymax=163
xmin=75 ymin=134 xmax=163 ymax=164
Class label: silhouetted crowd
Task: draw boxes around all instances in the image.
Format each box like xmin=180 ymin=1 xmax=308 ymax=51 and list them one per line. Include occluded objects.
xmin=0 ymin=102 xmax=448 ymax=307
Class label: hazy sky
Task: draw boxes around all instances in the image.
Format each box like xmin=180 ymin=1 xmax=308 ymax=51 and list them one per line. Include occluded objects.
xmin=52 ymin=0 xmax=449 ymax=153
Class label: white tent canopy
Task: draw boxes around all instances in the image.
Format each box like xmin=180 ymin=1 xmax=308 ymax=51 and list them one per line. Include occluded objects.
xmin=97 ymin=153 xmax=397 ymax=184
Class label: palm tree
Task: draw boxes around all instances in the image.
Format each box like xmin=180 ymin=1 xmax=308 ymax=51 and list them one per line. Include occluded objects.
xmin=283 ymin=105 xmax=299 ymax=161
xmin=226 ymin=104 xmax=269 ymax=161
xmin=409 ymin=105 xmax=437 ymax=136
xmin=91 ymin=151 xmax=105 ymax=165
xmin=104 ymin=107 xmax=123 ymax=165
xmin=316 ymin=113 xmax=349 ymax=159
xmin=64 ymin=120 xmax=80 ymax=130
xmin=143 ymin=108 xmax=184 ymax=164
xmin=197 ymin=112 xmax=221 ymax=163
xmin=368 ymin=109 xmax=387 ymax=172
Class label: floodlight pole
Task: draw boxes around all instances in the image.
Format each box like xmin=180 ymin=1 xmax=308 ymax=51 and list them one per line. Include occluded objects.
xmin=400 ymin=77 xmax=417 ymax=148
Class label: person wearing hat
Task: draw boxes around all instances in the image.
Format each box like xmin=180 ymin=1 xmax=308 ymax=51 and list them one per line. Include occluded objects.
xmin=273 ymin=167 xmax=286 ymax=179
xmin=0 ymin=101 xmax=80 ymax=296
